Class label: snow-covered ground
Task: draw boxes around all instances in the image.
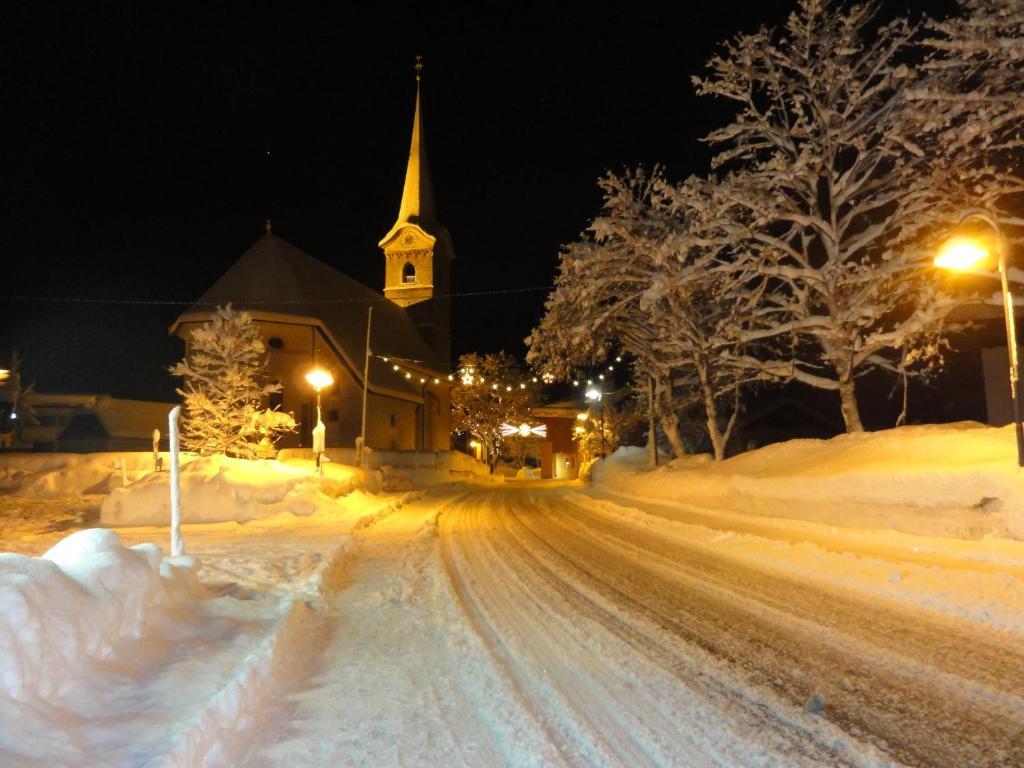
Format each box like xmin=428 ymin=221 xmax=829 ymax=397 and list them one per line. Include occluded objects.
xmin=2 ymin=424 xmax=1023 ymax=766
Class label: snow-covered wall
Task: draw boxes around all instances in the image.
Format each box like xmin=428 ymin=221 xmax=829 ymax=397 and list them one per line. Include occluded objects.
xmin=100 ymin=455 xmax=369 ymax=526
xmin=592 ymin=423 xmax=1024 ymax=540
xmin=0 ymin=451 xmax=168 ymax=498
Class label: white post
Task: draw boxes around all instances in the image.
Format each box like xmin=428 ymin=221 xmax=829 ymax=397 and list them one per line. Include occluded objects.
xmin=360 ymin=306 xmax=373 ymax=467
xmin=168 ymin=406 xmax=184 ymax=557
xmin=152 ymin=428 xmax=161 ymax=471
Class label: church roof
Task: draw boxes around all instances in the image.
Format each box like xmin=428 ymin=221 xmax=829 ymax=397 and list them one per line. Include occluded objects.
xmin=170 ymin=234 xmax=446 ymax=402
xmin=379 ymin=71 xmax=441 ymax=248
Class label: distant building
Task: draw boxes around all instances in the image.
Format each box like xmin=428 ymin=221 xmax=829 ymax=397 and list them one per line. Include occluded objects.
xmin=171 ymin=64 xmax=452 ymax=453
xmin=4 ymin=392 xmax=171 ymax=453
xmin=532 ymin=404 xmax=582 ymax=479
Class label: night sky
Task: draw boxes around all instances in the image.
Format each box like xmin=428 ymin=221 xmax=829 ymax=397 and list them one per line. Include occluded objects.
xmin=4 ymin=2 xmax=953 ymax=403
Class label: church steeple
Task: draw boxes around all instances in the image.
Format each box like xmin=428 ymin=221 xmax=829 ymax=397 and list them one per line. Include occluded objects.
xmin=394 ymin=56 xmax=436 ymax=228
xmin=379 ymin=56 xmax=453 ymax=367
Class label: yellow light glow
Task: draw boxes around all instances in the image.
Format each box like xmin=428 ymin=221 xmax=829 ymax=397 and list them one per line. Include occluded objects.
xmin=469 ymin=440 xmax=480 ymax=448
xmin=305 ymin=368 xmax=334 ymax=391
xmin=576 ymin=412 xmax=588 ymax=421
xmin=935 ymin=236 xmax=991 ymax=271
xmin=518 ymin=423 xmax=531 ymax=437
xmin=0 ymin=369 xmax=9 ymax=383
xmin=574 ymin=425 xmax=585 ymax=435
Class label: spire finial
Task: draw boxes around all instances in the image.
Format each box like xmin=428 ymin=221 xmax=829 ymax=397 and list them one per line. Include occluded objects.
xmin=265 ymin=218 xmax=272 ymax=235
xmin=414 ymin=54 xmax=423 ymax=83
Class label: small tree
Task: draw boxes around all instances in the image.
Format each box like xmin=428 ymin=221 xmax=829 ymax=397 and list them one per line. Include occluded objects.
xmin=450 ymin=352 xmax=533 ymax=472
xmin=170 ymin=305 xmax=295 ymax=458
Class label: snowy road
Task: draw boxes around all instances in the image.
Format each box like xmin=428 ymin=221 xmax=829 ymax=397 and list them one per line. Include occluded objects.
xmin=240 ymin=481 xmax=1024 ymax=767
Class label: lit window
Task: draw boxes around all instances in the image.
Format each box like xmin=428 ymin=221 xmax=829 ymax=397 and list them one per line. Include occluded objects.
xmin=402 ymin=263 xmax=416 ymax=284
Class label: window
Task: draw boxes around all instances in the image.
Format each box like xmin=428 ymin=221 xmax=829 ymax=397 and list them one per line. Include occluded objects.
xmin=269 ymin=384 xmax=284 ymax=411
xmin=389 ymin=414 xmax=396 ymax=427
xmin=402 ymin=262 xmax=416 ymax=284
xmin=267 ymin=337 xmax=285 ymax=350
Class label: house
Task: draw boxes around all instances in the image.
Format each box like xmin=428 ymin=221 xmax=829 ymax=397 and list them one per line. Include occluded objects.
xmin=170 ymin=64 xmax=453 ymax=453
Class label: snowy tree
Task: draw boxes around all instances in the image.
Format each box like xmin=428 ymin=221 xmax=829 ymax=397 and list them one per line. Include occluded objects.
xmin=170 ymin=305 xmax=295 ymax=458
xmin=690 ymin=0 xmax=1017 ymax=431
xmin=450 ymin=352 xmax=534 ymax=471
xmin=527 ymin=169 xmax=761 ymax=460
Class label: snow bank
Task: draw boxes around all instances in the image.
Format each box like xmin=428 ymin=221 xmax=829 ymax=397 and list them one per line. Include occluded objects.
xmin=101 ymin=455 xmax=367 ymax=526
xmin=0 ymin=529 xmax=200 ymax=704
xmin=0 ymin=451 xmax=166 ymax=498
xmin=593 ymin=423 xmax=1024 ymax=539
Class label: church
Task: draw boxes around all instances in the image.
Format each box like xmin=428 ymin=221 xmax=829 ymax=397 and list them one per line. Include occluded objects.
xmin=170 ymin=63 xmax=453 ymax=454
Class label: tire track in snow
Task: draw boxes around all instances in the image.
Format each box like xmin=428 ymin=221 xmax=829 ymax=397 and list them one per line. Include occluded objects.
xmin=512 ymin=486 xmax=1024 ymax=768
xmin=440 ymin=487 xmax=877 ymax=767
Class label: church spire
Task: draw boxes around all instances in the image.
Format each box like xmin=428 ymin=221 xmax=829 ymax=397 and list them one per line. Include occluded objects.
xmin=393 ymin=55 xmax=436 ymax=227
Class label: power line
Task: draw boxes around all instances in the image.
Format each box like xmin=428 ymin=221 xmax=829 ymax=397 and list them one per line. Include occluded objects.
xmin=0 ymin=285 xmax=554 ymax=307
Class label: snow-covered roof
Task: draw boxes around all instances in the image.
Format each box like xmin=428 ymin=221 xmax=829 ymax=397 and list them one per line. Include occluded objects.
xmin=170 ymin=234 xmax=447 ymax=401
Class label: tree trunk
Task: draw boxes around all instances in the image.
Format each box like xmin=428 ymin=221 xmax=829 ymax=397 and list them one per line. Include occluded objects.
xmin=653 ymin=376 xmax=687 ymax=459
xmin=697 ymin=362 xmax=726 ymax=461
xmin=660 ymin=410 xmax=688 ymax=459
xmin=647 ymin=376 xmax=658 ymax=467
xmin=838 ymin=374 xmax=864 ymax=433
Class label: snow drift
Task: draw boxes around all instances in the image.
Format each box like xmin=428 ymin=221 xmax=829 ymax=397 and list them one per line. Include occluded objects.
xmin=593 ymin=422 xmax=1024 ymax=540
xmin=0 ymin=451 xmax=165 ymax=498
xmin=100 ymin=455 xmax=367 ymax=526
xmin=0 ymin=529 xmax=200 ymax=704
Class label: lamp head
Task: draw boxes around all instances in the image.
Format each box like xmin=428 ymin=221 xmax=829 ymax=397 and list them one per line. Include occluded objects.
xmin=305 ymin=368 xmax=334 ymax=392
xmin=935 ymin=235 xmax=994 ymax=272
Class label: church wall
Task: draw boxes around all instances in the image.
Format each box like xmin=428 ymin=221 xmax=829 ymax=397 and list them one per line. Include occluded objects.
xmin=175 ymin=318 xmax=427 ymax=453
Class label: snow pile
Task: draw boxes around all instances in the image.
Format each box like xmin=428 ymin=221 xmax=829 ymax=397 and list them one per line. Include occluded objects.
xmin=101 ymin=455 xmax=366 ymax=526
xmin=593 ymin=423 xmax=1024 ymax=539
xmin=514 ymin=466 xmax=541 ymax=480
xmin=0 ymin=451 xmax=164 ymax=498
xmin=0 ymin=529 xmax=200 ymax=704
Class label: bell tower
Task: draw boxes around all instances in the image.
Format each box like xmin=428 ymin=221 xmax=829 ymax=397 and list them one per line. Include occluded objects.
xmin=379 ymin=56 xmax=452 ymax=365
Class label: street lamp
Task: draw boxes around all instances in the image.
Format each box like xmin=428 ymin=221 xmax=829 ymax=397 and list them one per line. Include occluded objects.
xmin=305 ymin=368 xmax=334 ymax=474
xmin=935 ymin=209 xmax=1024 ymax=466
xmin=585 ymin=386 xmax=606 ymax=457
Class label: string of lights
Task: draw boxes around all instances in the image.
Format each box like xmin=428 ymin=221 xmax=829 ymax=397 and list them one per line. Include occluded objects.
xmin=0 ymin=285 xmax=555 ymax=307
xmin=372 ymin=353 xmax=626 ymax=393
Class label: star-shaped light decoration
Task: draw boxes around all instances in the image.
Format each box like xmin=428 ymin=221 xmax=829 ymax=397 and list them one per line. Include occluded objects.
xmin=501 ymin=422 xmax=547 ymax=438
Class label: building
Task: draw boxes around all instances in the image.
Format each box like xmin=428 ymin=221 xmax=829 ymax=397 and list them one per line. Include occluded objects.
xmin=171 ymin=63 xmax=453 ymax=454
xmin=532 ymin=404 xmax=582 ymax=479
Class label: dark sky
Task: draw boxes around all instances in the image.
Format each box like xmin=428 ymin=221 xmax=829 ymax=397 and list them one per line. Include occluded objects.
xmin=3 ymin=1 xmax=952 ymax=401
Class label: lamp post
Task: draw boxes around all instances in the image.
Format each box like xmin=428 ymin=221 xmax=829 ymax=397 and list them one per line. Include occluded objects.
xmin=305 ymin=368 xmax=334 ymax=475
xmin=585 ymin=386 xmax=606 ymax=458
xmin=935 ymin=209 xmax=1024 ymax=466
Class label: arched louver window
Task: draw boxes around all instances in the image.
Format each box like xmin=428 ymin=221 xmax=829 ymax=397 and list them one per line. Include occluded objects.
xmin=402 ymin=262 xmax=416 ymax=284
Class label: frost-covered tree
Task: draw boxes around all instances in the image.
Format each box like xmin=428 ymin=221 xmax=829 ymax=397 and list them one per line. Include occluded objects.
xmin=691 ymin=0 xmax=1011 ymax=431
xmin=170 ymin=305 xmax=295 ymax=458
xmin=923 ymin=0 xmax=1024 ymax=160
xmin=450 ymin=352 xmax=534 ymax=471
xmin=527 ymin=169 xmax=762 ymax=460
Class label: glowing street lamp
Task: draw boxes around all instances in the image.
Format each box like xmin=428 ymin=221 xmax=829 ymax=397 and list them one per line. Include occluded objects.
xmin=305 ymin=368 xmax=334 ymax=474
xmin=935 ymin=210 xmax=1024 ymax=466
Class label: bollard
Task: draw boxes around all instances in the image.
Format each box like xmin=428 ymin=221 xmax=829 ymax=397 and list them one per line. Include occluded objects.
xmin=168 ymin=406 xmax=184 ymax=557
